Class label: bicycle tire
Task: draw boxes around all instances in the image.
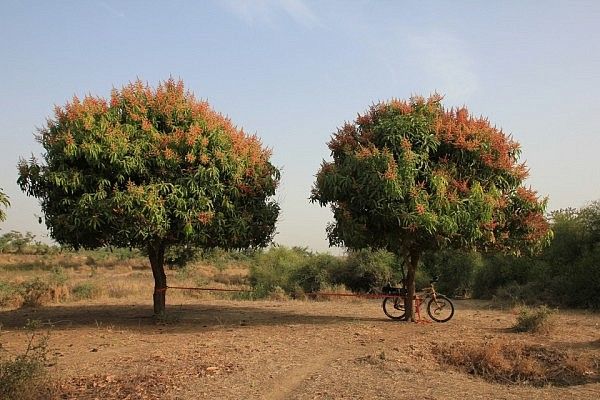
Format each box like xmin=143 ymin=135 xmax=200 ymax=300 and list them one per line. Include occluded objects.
xmin=382 ymin=296 xmax=406 ymax=320
xmin=426 ymin=295 xmax=454 ymax=322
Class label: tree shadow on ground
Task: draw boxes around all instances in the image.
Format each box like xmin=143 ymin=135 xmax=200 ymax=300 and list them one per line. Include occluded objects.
xmin=0 ymin=302 xmax=388 ymax=333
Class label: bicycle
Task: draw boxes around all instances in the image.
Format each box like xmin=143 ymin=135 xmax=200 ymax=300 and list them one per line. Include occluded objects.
xmin=381 ymin=276 xmax=454 ymax=322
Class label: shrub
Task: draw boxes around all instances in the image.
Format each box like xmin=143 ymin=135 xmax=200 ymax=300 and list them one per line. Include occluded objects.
xmin=19 ymin=278 xmax=51 ymax=307
xmin=422 ymin=250 xmax=483 ymax=296
xmin=433 ymin=339 xmax=593 ymax=386
xmin=49 ymin=266 xmax=68 ymax=285
xmin=289 ymin=254 xmax=337 ymax=293
xmin=0 ymin=282 xmax=21 ymax=308
xmin=248 ymin=247 xmax=310 ymax=297
xmin=0 ymin=320 xmax=54 ymax=400
xmin=487 ymin=280 xmax=557 ymax=308
xmin=513 ymin=305 xmax=556 ymax=334
xmin=267 ymin=286 xmax=288 ymax=301
xmin=71 ymin=282 xmax=100 ymax=300
xmin=330 ymin=249 xmax=398 ymax=293
xmin=560 ymin=246 xmax=600 ymax=309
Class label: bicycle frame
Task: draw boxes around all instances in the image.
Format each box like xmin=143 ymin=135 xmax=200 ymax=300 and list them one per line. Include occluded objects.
xmin=382 ymin=276 xmax=455 ymax=322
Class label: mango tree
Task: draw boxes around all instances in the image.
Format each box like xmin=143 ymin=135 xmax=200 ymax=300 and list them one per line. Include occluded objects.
xmin=18 ymin=79 xmax=280 ymax=315
xmin=311 ymin=95 xmax=551 ymax=321
xmin=0 ymin=188 xmax=9 ymax=222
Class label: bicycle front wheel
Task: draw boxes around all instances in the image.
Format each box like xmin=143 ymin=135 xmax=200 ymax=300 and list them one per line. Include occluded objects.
xmin=427 ymin=295 xmax=454 ymax=322
xmin=382 ymin=296 xmax=406 ymax=320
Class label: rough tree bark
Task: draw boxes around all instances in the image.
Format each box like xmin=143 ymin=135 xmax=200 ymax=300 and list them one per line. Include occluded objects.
xmin=404 ymin=249 xmax=421 ymax=322
xmin=149 ymin=243 xmax=167 ymax=315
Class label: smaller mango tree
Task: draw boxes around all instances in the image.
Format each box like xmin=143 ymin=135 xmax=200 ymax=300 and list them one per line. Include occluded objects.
xmin=18 ymin=79 xmax=280 ymax=315
xmin=311 ymin=95 xmax=551 ymax=321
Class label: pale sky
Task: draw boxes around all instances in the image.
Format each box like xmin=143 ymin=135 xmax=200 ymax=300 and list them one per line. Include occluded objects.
xmin=1 ymin=1 xmax=599 ymax=252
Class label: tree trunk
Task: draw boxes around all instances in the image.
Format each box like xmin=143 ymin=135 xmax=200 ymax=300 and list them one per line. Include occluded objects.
xmin=404 ymin=250 xmax=421 ymax=322
xmin=148 ymin=243 xmax=167 ymax=316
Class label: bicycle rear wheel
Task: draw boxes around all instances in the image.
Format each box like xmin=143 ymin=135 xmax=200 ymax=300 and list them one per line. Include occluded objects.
xmin=427 ymin=295 xmax=454 ymax=322
xmin=382 ymin=296 xmax=406 ymax=320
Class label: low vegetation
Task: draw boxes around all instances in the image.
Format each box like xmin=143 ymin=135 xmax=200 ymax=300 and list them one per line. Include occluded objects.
xmin=0 ymin=320 xmax=55 ymax=400
xmin=513 ymin=305 xmax=556 ymax=334
xmin=2 ymin=199 xmax=600 ymax=311
xmin=433 ymin=339 xmax=598 ymax=386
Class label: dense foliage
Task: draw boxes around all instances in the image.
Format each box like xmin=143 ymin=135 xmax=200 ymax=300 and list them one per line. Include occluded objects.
xmin=0 ymin=188 xmax=9 ymax=223
xmin=17 ymin=79 xmax=280 ymax=314
xmin=470 ymin=202 xmax=600 ymax=309
xmin=247 ymin=246 xmax=400 ymax=298
xmin=311 ymin=95 xmax=551 ymax=320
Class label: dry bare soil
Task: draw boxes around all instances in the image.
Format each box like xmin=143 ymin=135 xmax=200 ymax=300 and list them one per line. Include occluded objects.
xmin=1 ymin=297 xmax=599 ymax=400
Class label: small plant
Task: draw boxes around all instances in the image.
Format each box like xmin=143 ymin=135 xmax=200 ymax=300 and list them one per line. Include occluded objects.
xmin=290 ymin=260 xmax=331 ymax=293
xmin=0 ymin=282 xmax=21 ymax=308
xmin=49 ymin=266 xmax=68 ymax=285
xmin=514 ymin=305 xmax=556 ymax=334
xmin=19 ymin=278 xmax=51 ymax=307
xmin=71 ymin=282 xmax=99 ymax=300
xmin=0 ymin=320 xmax=54 ymax=399
xmin=268 ymin=286 xmax=288 ymax=301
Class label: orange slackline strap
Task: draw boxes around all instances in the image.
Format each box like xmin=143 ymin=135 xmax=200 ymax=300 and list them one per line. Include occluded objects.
xmin=156 ymin=285 xmax=406 ymax=299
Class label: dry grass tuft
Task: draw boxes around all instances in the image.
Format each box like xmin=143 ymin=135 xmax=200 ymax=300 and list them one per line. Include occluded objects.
xmin=433 ymin=339 xmax=598 ymax=386
xmin=267 ymin=286 xmax=289 ymax=301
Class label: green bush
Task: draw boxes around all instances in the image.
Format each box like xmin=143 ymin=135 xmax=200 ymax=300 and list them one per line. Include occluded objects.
xmin=422 ymin=250 xmax=483 ymax=296
xmin=248 ymin=247 xmax=310 ymax=298
xmin=330 ymin=249 xmax=398 ymax=293
xmin=490 ymin=282 xmax=552 ymax=308
xmin=19 ymin=279 xmax=51 ymax=307
xmin=289 ymin=254 xmax=338 ymax=294
xmin=71 ymin=282 xmax=99 ymax=300
xmin=0 ymin=320 xmax=53 ymax=400
xmin=559 ymin=247 xmax=600 ymax=309
xmin=0 ymin=282 xmax=20 ymax=308
xmin=513 ymin=305 xmax=556 ymax=334
xmin=49 ymin=266 xmax=68 ymax=285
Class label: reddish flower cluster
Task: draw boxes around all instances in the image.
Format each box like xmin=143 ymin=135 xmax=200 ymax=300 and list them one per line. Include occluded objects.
xmin=197 ymin=211 xmax=214 ymax=225
xmin=383 ymin=157 xmax=398 ymax=181
xmin=328 ymin=124 xmax=359 ymax=156
xmin=521 ymin=212 xmax=550 ymax=242
xmin=53 ymin=79 xmax=276 ymax=184
xmin=435 ymin=107 xmax=522 ymax=174
xmin=516 ymin=186 xmax=540 ymax=204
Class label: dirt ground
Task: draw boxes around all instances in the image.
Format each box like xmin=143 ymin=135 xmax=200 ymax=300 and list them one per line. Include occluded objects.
xmin=1 ymin=297 xmax=598 ymax=400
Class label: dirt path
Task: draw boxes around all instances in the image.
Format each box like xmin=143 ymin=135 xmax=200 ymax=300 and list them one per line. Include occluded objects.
xmin=1 ymin=299 xmax=598 ymax=399
xmin=263 ymin=347 xmax=341 ymax=400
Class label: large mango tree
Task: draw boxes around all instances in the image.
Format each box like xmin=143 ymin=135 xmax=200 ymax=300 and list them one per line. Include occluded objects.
xmin=18 ymin=79 xmax=280 ymax=315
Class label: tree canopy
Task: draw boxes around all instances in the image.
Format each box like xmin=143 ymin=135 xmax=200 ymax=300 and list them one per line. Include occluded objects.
xmin=18 ymin=79 xmax=280 ymax=314
xmin=311 ymin=95 xmax=551 ymax=320
xmin=0 ymin=188 xmax=9 ymax=223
